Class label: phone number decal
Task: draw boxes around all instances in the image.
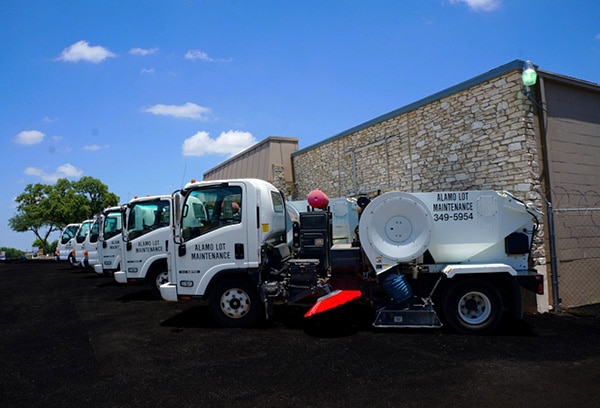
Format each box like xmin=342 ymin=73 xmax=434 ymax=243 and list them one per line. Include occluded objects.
xmin=433 ymin=212 xmax=474 ymax=222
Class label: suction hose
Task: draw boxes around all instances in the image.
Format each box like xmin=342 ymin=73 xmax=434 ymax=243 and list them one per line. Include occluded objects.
xmin=380 ymin=270 xmax=412 ymax=306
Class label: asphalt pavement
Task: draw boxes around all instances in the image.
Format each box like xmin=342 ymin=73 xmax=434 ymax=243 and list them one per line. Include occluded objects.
xmin=1 ymin=260 xmax=599 ymax=408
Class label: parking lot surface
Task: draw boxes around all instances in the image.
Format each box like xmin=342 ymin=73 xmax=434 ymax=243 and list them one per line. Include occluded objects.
xmin=1 ymin=260 xmax=599 ymax=408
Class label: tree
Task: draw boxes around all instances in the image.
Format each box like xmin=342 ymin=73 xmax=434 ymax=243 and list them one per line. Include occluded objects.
xmin=48 ymin=178 xmax=89 ymax=225
xmin=8 ymin=177 xmax=120 ymax=254
xmin=0 ymin=247 xmax=25 ymax=260
xmin=74 ymin=176 xmax=119 ymax=218
xmin=33 ymin=239 xmax=57 ymax=255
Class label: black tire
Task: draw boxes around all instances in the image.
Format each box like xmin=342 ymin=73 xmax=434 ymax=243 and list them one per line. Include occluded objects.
xmin=442 ymin=279 xmax=504 ymax=335
xmin=68 ymin=254 xmax=77 ymax=268
xmin=209 ymin=278 xmax=262 ymax=328
xmin=147 ymin=268 xmax=169 ymax=299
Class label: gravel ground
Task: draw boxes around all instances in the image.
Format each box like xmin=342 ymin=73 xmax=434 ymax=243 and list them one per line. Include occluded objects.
xmin=1 ymin=260 xmax=599 ymax=408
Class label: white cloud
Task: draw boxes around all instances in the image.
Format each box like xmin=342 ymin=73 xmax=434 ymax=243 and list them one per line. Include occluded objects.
xmin=140 ymin=68 xmax=155 ymax=75
xmin=129 ymin=47 xmax=158 ymax=56
xmin=56 ymin=40 xmax=116 ymax=63
xmin=449 ymin=0 xmax=500 ymax=12
xmin=185 ymin=49 xmax=213 ymax=61
xmin=14 ymin=130 xmax=45 ymax=145
xmin=23 ymin=163 xmax=83 ymax=182
xmin=24 ymin=167 xmax=43 ymax=177
xmin=184 ymin=49 xmax=231 ymax=62
xmin=82 ymin=144 xmax=109 ymax=151
xmin=142 ymin=102 xmax=211 ymax=120
xmin=182 ymin=130 xmax=257 ymax=157
xmin=43 ymin=116 xmax=58 ymax=123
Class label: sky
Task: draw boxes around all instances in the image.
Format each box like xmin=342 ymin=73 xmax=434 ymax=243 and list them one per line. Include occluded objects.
xmin=1 ymin=0 xmax=599 ymax=251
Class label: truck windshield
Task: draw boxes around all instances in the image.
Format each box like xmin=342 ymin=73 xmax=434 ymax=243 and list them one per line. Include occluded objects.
xmin=103 ymin=211 xmax=123 ymax=240
xmin=89 ymin=219 xmax=100 ymax=243
xmin=76 ymin=222 xmax=91 ymax=243
xmin=127 ymin=200 xmax=170 ymax=241
xmin=182 ymin=185 xmax=242 ymax=241
xmin=60 ymin=225 xmax=79 ymax=244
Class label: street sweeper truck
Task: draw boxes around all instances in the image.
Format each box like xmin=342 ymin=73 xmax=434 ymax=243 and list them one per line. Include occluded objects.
xmin=159 ymin=178 xmax=544 ymax=334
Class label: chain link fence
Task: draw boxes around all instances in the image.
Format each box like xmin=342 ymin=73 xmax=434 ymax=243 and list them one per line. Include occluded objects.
xmin=546 ymin=188 xmax=600 ymax=310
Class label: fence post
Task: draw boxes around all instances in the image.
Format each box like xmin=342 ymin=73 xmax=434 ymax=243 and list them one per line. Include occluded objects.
xmin=538 ymin=190 xmax=560 ymax=311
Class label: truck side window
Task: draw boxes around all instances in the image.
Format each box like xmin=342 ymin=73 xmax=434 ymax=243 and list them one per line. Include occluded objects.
xmin=127 ymin=200 xmax=170 ymax=240
xmin=103 ymin=213 xmax=122 ymax=240
xmin=271 ymin=191 xmax=284 ymax=213
xmin=182 ymin=186 xmax=242 ymax=241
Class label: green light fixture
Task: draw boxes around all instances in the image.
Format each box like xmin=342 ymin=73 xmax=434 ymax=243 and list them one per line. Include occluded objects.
xmin=522 ymin=60 xmax=537 ymax=87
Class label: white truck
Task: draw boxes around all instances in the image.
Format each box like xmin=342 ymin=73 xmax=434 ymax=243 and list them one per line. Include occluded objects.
xmin=81 ymin=216 xmax=101 ymax=268
xmin=113 ymin=195 xmax=172 ymax=298
xmin=160 ymin=178 xmax=544 ymax=334
xmin=94 ymin=206 xmax=124 ymax=275
xmin=71 ymin=219 xmax=94 ymax=267
xmin=54 ymin=223 xmax=80 ymax=262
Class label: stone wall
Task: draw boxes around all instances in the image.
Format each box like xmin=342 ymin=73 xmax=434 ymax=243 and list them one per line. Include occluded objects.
xmin=292 ymin=69 xmax=546 ymax=264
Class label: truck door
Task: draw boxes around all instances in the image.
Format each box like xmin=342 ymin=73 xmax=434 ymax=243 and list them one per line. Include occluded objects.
xmin=98 ymin=208 xmax=123 ymax=272
xmin=173 ymin=183 xmax=249 ymax=297
xmin=83 ymin=217 xmax=101 ymax=268
xmin=121 ymin=197 xmax=171 ymax=283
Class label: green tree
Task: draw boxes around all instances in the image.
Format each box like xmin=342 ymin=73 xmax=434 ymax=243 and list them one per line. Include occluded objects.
xmin=8 ymin=177 xmax=119 ymax=254
xmin=33 ymin=239 xmax=57 ymax=255
xmin=48 ymin=178 xmax=89 ymax=224
xmin=8 ymin=183 xmax=59 ymax=255
xmin=74 ymin=176 xmax=119 ymax=218
xmin=0 ymin=247 xmax=25 ymax=260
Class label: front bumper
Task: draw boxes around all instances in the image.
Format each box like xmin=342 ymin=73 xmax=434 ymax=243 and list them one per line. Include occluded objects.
xmin=160 ymin=282 xmax=178 ymax=302
xmin=114 ymin=271 xmax=127 ymax=283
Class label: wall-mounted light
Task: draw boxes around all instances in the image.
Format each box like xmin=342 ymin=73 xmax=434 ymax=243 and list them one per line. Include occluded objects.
xmin=522 ymin=60 xmax=537 ymax=95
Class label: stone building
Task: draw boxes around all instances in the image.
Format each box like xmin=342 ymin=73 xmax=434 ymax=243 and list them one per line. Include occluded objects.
xmin=291 ymin=59 xmax=600 ymax=310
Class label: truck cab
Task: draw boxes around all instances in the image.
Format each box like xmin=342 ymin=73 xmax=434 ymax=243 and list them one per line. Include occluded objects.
xmin=160 ymin=179 xmax=287 ymax=326
xmin=72 ymin=219 xmax=93 ymax=268
xmin=55 ymin=223 xmax=80 ymax=262
xmin=94 ymin=206 xmax=124 ymax=275
xmin=81 ymin=216 xmax=101 ymax=269
xmin=113 ymin=195 xmax=172 ymax=298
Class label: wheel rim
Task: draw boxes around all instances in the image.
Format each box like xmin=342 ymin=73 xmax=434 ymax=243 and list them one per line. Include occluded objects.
xmin=457 ymin=290 xmax=491 ymax=325
xmin=155 ymin=271 xmax=169 ymax=288
xmin=220 ymin=288 xmax=251 ymax=319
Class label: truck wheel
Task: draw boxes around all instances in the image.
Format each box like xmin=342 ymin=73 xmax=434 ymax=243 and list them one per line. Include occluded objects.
xmin=68 ymin=254 xmax=77 ymax=268
xmin=148 ymin=269 xmax=169 ymax=299
xmin=209 ymin=278 xmax=261 ymax=328
xmin=442 ymin=279 xmax=503 ymax=335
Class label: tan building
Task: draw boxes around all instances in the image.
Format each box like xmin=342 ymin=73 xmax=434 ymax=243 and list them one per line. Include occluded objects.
xmin=203 ymin=136 xmax=298 ymax=195
xmin=292 ymin=59 xmax=600 ymax=310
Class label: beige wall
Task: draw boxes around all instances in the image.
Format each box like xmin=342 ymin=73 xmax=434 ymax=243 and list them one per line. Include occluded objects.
xmin=203 ymin=136 xmax=298 ymax=193
xmin=540 ymin=76 xmax=600 ymax=307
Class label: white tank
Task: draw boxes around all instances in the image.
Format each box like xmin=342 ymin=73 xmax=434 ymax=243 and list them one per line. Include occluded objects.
xmin=358 ymin=190 xmax=541 ymax=274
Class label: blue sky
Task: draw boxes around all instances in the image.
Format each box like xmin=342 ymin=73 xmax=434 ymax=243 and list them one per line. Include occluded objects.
xmin=2 ymin=0 xmax=599 ymax=251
